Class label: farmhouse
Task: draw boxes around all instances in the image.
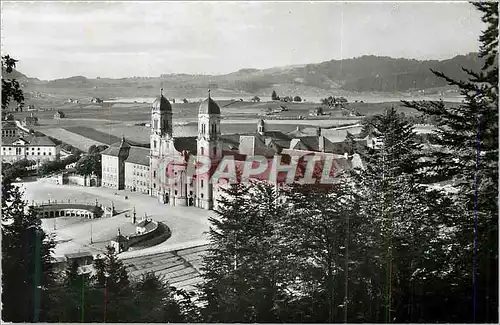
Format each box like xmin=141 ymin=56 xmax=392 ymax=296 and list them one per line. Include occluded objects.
xmin=54 ymin=111 xmax=65 ymax=119
xmin=309 ymin=107 xmax=323 ymax=116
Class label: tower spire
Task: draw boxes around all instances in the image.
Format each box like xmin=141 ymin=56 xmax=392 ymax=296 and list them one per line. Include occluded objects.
xmin=161 ymin=84 xmax=163 ymax=97
xmin=208 ymin=88 xmax=211 ymax=99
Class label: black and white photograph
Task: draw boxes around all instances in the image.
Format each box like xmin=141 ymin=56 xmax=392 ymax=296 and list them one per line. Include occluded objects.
xmin=1 ymin=1 xmax=498 ymax=323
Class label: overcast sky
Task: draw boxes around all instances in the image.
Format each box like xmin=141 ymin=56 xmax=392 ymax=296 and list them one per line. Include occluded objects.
xmin=1 ymin=1 xmax=483 ymax=80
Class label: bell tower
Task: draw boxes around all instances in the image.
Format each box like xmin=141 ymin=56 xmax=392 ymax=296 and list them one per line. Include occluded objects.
xmin=150 ymin=88 xmax=173 ymax=198
xmin=196 ymin=89 xmax=221 ymax=210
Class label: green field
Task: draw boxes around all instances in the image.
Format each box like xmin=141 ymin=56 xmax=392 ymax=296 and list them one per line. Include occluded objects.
xmin=9 ymin=99 xmax=428 ymax=125
xmin=11 ymin=94 xmax=447 ymax=154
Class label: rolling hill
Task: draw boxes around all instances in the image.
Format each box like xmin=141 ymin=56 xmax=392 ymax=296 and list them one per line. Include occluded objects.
xmin=11 ymin=53 xmax=483 ymax=98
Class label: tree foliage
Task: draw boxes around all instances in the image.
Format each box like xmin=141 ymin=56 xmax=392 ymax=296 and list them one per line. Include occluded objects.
xmin=1 ymin=179 xmax=56 ymax=322
xmin=271 ymin=89 xmax=279 ymax=101
xmin=1 ymin=55 xmax=25 ymax=110
xmin=75 ymin=153 xmax=102 ymax=177
xmin=401 ymin=3 xmax=498 ymax=322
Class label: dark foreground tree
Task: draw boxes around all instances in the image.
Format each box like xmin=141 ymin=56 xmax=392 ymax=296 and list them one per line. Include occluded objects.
xmin=403 ymin=3 xmax=498 ymax=322
xmin=1 ymin=180 xmax=56 ymax=322
xmin=89 ymin=246 xmax=133 ymax=322
xmin=1 ymin=55 xmax=25 ymax=110
xmin=200 ymin=181 xmax=294 ymax=322
xmin=353 ymin=107 xmax=459 ymax=322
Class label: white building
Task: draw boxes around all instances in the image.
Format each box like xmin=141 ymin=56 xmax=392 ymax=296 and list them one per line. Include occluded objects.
xmin=1 ymin=132 xmax=59 ymax=164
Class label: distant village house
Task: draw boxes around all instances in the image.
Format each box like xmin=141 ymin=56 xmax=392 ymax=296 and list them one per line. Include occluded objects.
xmin=54 ymin=111 xmax=66 ymax=119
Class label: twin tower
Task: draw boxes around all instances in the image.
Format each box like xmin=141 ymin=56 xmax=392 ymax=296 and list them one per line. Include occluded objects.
xmin=149 ymin=89 xmax=222 ymax=210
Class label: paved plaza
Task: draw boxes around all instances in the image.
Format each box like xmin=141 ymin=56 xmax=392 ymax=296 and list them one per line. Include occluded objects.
xmin=19 ymin=179 xmax=213 ymax=257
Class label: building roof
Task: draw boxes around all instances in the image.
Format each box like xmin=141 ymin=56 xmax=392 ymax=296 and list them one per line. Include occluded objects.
xmin=64 ymin=251 xmax=93 ymax=259
xmin=28 ymin=136 xmax=56 ymax=147
xmin=219 ymin=135 xmax=240 ymax=151
xmin=152 ymin=94 xmax=172 ymax=113
xmin=1 ymin=137 xmax=21 ymax=145
xmin=125 ymin=146 xmax=149 ymax=166
xmin=2 ymin=135 xmax=56 ymax=147
xmin=261 ymin=131 xmax=291 ymax=141
xmin=101 ymin=137 xmax=132 ymax=157
xmin=198 ymin=96 xmax=221 ymax=115
xmin=173 ymin=137 xmax=198 ymax=155
xmin=2 ymin=121 xmax=17 ymax=129
xmin=115 ymin=234 xmax=128 ymax=243
xmin=136 ymin=219 xmax=157 ymax=232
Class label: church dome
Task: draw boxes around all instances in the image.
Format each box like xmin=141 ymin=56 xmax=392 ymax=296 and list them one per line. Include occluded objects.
xmin=152 ymin=95 xmax=172 ymax=112
xmin=198 ymin=96 xmax=220 ymax=115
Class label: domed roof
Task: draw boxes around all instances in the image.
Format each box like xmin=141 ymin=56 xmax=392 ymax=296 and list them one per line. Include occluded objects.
xmin=198 ymin=96 xmax=220 ymax=115
xmin=152 ymin=94 xmax=172 ymax=112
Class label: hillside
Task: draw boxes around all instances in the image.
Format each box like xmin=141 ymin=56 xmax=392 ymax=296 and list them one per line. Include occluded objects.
xmin=15 ymin=53 xmax=482 ymax=98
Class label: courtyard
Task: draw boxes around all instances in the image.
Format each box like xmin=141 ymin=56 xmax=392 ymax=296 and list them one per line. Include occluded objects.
xmin=19 ymin=179 xmax=213 ymax=258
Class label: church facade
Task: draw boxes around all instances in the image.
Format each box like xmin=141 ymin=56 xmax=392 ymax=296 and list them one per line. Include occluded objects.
xmin=102 ymin=90 xmax=362 ymax=210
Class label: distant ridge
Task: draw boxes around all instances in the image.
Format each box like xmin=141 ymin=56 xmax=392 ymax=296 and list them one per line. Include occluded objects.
xmin=15 ymin=53 xmax=483 ymax=94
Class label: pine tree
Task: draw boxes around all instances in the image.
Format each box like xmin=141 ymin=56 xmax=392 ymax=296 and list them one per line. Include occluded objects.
xmin=131 ymin=272 xmax=187 ymax=322
xmin=272 ymin=89 xmax=279 ymax=101
xmin=239 ymin=182 xmax=290 ymax=322
xmin=344 ymin=131 xmax=358 ymax=155
xmin=200 ymin=181 xmax=291 ymax=322
xmin=402 ymin=3 xmax=498 ymax=322
xmin=200 ymin=182 xmax=254 ymax=322
xmin=353 ymin=107 xmax=456 ymax=322
xmin=54 ymin=261 xmax=91 ymax=322
xmin=1 ymin=180 xmax=57 ymax=322
xmin=281 ymin=178 xmax=362 ymax=322
xmin=90 ymin=245 xmax=133 ymax=322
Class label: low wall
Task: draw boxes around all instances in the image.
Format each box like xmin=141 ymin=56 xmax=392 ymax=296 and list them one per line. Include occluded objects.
xmin=128 ymin=223 xmax=171 ymax=251
xmin=33 ymin=203 xmax=104 ymax=219
xmin=67 ymin=174 xmax=101 ymax=187
xmin=127 ymin=220 xmax=159 ymax=247
xmin=115 ymin=221 xmax=171 ymax=252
